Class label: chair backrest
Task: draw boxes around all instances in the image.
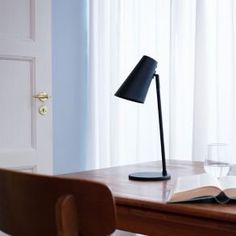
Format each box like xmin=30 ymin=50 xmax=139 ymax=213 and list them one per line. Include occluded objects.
xmin=0 ymin=168 xmax=116 ymax=236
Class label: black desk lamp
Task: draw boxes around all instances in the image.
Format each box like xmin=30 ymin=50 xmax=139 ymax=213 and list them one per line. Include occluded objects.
xmin=115 ymin=55 xmax=171 ymax=181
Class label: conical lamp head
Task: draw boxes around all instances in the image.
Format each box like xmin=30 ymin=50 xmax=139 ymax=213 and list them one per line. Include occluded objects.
xmin=115 ymin=55 xmax=157 ymax=103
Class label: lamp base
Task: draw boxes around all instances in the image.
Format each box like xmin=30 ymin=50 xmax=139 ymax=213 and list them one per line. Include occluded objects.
xmin=128 ymin=172 xmax=171 ymax=181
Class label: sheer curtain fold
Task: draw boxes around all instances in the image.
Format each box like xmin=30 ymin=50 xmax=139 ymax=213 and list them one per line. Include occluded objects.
xmin=192 ymin=0 xmax=236 ymax=161
xmin=86 ymin=0 xmax=236 ymax=170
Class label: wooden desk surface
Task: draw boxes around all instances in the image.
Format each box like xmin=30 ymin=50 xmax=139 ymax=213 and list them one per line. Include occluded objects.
xmin=62 ymin=160 xmax=236 ymax=236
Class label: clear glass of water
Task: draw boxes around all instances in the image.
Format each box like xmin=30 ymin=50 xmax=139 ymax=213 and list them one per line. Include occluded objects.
xmin=204 ymin=143 xmax=231 ymax=178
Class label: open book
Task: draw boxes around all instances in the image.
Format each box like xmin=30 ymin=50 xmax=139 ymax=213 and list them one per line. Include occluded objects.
xmin=168 ymin=173 xmax=236 ymax=203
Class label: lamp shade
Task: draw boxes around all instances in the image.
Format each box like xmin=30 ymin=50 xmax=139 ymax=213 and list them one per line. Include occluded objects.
xmin=115 ymin=55 xmax=157 ymax=103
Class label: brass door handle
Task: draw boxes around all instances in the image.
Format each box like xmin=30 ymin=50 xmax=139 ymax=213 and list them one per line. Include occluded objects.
xmin=33 ymin=92 xmax=51 ymax=102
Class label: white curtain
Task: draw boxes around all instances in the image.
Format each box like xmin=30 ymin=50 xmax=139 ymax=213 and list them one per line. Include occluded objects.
xmin=85 ymin=0 xmax=236 ymax=170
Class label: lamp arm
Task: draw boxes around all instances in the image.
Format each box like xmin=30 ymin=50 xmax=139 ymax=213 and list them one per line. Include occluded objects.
xmin=154 ymin=74 xmax=168 ymax=176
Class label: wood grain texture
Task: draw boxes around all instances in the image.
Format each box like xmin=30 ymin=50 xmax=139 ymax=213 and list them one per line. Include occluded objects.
xmin=0 ymin=168 xmax=116 ymax=236
xmin=62 ymin=160 xmax=236 ymax=236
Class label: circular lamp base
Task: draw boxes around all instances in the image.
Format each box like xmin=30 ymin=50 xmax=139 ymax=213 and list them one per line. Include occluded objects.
xmin=128 ymin=172 xmax=171 ymax=181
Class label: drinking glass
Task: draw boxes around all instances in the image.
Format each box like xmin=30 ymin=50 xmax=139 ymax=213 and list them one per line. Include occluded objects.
xmin=204 ymin=143 xmax=231 ymax=178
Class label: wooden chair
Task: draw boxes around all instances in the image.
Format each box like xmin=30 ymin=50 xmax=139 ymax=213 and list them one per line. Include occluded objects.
xmin=0 ymin=168 xmax=116 ymax=236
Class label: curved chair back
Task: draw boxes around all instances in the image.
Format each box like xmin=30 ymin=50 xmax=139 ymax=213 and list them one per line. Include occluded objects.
xmin=0 ymin=168 xmax=116 ymax=236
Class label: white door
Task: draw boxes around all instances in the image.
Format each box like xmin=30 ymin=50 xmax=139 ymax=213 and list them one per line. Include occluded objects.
xmin=0 ymin=0 xmax=53 ymax=174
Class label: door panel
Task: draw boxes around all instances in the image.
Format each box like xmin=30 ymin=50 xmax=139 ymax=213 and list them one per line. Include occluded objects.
xmin=0 ymin=0 xmax=33 ymax=40
xmin=0 ymin=0 xmax=52 ymax=174
xmin=0 ymin=57 xmax=34 ymax=150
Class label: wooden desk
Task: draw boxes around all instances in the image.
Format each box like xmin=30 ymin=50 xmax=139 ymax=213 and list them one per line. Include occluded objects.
xmin=62 ymin=160 xmax=236 ymax=236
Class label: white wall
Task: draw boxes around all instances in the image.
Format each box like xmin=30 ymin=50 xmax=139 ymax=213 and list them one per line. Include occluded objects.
xmin=52 ymin=0 xmax=88 ymax=174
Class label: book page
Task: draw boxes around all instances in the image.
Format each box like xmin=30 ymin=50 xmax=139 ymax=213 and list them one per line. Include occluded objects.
xmin=168 ymin=173 xmax=222 ymax=203
xmin=174 ymin=173 xmax=221 ymax=193
xmin=219 ymin=176 xmax=236 ymax=190
xmin=218 ymin=176 xmax=236 ymax=198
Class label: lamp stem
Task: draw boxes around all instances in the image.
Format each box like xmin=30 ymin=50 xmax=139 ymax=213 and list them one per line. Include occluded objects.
xmin=155 ymin=74 xmax=168 ymax=176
